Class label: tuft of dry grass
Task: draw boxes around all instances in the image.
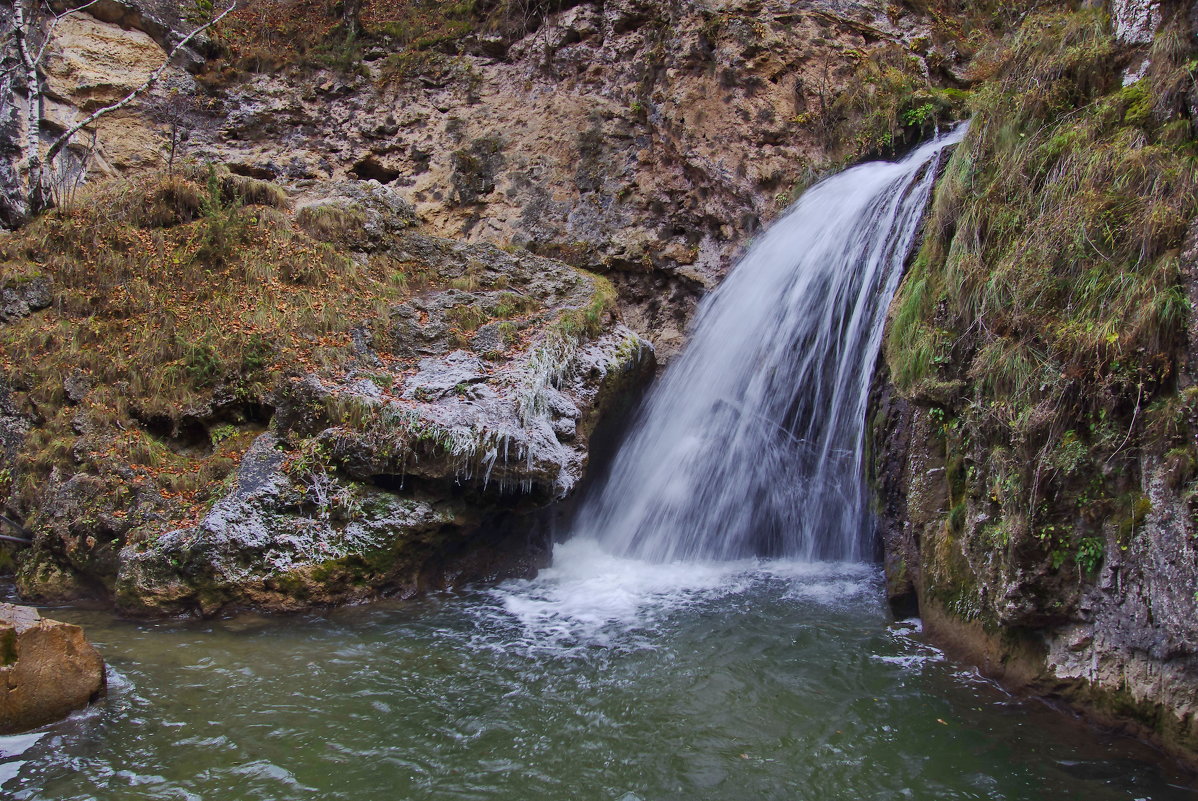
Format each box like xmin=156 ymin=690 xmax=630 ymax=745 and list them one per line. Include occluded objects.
xmin=202 ymin=0 xmax=569 ymax=81
xmin=0 ymin=171 xmax=409 ymax=524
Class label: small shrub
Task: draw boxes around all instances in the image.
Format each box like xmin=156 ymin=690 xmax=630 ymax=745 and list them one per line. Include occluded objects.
xmin=1075 ymin=536 xmax=1104 ymax=574
xmin=210 ymin=424 xmax=237 ymax=446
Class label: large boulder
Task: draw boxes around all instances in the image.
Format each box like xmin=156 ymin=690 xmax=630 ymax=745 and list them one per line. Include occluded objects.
xmin=0 ymin=604 xmax=105 ymax=734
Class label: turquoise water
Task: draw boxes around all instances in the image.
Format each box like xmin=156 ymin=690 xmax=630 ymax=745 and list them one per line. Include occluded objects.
xmin=2 ymin=539 xmax=1194 ymax=800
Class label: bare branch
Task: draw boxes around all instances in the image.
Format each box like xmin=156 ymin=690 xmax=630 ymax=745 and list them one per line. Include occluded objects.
xmin=43 ymin=0 xmax=236 ymax=165
xmin=0 ymin=514 xmax=33 ymax=542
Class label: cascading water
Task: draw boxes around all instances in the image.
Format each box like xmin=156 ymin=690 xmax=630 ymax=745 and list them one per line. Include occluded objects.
xmin=11 ymin=126 xmax=1191 ymax=801
xmin=573 ymin=127 xmax=966 ymax=563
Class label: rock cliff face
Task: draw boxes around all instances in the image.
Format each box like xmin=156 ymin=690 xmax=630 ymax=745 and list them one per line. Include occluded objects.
xmin=0 ymin=0 xmax=205 ymax=225
xmin=188 ymin=0 xmax=936 ymax=317
xmin=1 ymin=0 xmax=979 ymax=614
xmin=872 ymin=0 xmax=1198 ymax=765
xmin=2 ymin=0 xmax=978 ymax=356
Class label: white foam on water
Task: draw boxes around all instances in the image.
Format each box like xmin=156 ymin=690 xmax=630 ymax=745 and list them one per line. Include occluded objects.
xmin=784 ymin=578 xmax=874 ymax=605
xmin=105 ymin=666 xmax=136 ymax=695
xmin=0 ymin=733 xmax=44 ymax=760
xmin=872 ymin=654 xmax=939 ymax=670
xmin=872 ymin=618 xmax=947 ymax=672
xmin=490 ymin=538 xmax=753 ymax=648
xmin=484 ymin=538 xmax=884 ymax=654
xmin=0 ymin=760 xmax=26 ymax=786
xmin=763 ymin=560 xmax=878 ymax=604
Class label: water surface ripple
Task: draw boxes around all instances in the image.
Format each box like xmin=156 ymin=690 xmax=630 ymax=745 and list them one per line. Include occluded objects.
xmin=4 ymin=539 xmax=1193 ymax=800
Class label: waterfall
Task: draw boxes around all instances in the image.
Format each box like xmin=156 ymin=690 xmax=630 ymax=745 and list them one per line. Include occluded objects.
xmin=573 ymin=127 xmax=965 ymax=563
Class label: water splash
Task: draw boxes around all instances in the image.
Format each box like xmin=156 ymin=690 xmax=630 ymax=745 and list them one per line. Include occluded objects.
xmin=574 ymin=128 xmax=966 ymax=562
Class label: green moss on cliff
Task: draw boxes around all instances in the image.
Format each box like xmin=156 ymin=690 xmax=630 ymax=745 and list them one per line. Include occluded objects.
xmin=818 ymin=43 xmax=970 ymax=161
xmin=886 ymin=7 xmax=1198 ymax=582
xmin=810 ymin=0 xmax=1045 ymax=163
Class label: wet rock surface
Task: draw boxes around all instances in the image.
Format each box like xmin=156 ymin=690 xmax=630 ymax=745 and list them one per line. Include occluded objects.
xmin=114 ymin=304 xmax=653 ymax=616
xmin=0 ymin=603 xmax=105 ymax=734
xmin=7 ymin=181 xmax=654 ymax=616
xmin=868 ymin=7 xmax=1198 ymax=763
xmin=873 ymin=391 xmax=1198 ymax=764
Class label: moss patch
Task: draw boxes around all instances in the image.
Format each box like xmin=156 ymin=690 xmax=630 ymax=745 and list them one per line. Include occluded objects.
xmin=886 ymin=7 xmax=1198 ymax=586
xmin=0 ymin=169 xmax=411 ymax=552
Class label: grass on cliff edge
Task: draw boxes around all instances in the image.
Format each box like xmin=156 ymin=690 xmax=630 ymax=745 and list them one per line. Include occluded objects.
xmin=0 ymin=168 xmax=411 ymax=415
xmin=0 ymin=168 xmax=413 ymax=528
xmin=885 ymin=7 xmax=1198 ymax=575
xmin=204 ymin=0 xmax=564 ymax=78
xmin=0 ymin=167 xmax=614 ymax=543
xmin=799 ymin=0 xmax=1047 ymax=164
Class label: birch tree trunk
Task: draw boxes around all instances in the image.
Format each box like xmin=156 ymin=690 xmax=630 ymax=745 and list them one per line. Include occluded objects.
xmin=11 ymin=0 xmax=51 ymax=214
xmin=6 ymin=0 xmax=236 ymax=220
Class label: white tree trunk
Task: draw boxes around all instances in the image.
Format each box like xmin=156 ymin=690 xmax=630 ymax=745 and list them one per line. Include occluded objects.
xmin=10 ymin=0 xmax=236 ymax=216
xmin=12 ymin=0 xmax=42 ymax=178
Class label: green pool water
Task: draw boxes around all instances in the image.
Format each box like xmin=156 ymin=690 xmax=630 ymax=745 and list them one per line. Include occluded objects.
xmin=2 ymin=539 xmax=1194 ymax=801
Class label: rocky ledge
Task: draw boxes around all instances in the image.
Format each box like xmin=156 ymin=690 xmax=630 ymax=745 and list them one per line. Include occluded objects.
xmin=2 ymin=174 xmax=654 ymax=617
xmin=114 ymin=309 xmax=652 ymax=617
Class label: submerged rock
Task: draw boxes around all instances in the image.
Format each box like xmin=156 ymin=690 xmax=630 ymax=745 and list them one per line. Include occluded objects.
xmin=0 ymin=604 xmax=105 ymax=734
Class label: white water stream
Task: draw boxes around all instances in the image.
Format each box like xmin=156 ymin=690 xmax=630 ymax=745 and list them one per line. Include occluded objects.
xmin=571 ymin=127 xmax=965 ymax=564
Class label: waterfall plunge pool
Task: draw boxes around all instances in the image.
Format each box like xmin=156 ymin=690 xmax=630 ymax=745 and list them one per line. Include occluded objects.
xmin=3 ymin=538 xmax=1195 ymax=800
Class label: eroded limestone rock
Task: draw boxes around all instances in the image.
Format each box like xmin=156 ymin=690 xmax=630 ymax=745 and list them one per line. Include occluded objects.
xmin=0 ymin=604 xmax=105 ymax=734
xmin=0 ymin=276 xmax=50 ymax=325
xmin=1112 ymin=0 xmax=1162 ymax=45
xmin=8 ymin=0 xmax=958 ymax=356
xmin=113 ymin=306 xmax=653 ymax=616
xmin=40 ymin=11 xmax=192 ymax=175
